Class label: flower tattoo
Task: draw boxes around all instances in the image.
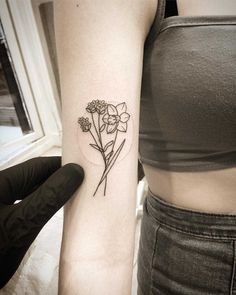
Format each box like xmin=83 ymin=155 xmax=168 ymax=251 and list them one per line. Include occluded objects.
xmin=77 ymin=117 xmax=91 ymax=132
xmin=102 ymin=103 xmax=130 ymax=134
xmin=78 ymin=100 xmax=130 ymax=196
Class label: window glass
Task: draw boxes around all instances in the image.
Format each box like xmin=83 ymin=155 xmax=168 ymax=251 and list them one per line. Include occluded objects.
xmin=0 ymin=18 xmax=33 ymax=146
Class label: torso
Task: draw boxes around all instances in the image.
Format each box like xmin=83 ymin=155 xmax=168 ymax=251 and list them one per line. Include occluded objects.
xmin=144 ymin=0 xmax=236 ymax=214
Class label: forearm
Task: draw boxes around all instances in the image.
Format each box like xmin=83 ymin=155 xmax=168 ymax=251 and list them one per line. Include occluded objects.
xmin=59 ymin=174 xmax=137 ymax=295
xmin=60 ymin=122 xmax=138 ymax=293
xmin=59 ymin=259 xmax=134 ymax=295
xmin=54 ymin=1 xmax=146 ymax=293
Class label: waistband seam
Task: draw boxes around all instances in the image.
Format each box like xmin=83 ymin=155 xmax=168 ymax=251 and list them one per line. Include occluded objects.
xmin=146 ymin=211 xmax=236 ymax=241
xmin=160 ymin=21 xmax=236 ymax=35
xmin=145 ymin=191 xmax=236 ymax=240
xmin=148 ymin=188 xmax=236 ymax=217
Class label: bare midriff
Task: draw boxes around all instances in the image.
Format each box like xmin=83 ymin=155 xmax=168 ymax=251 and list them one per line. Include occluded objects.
xmin=143 ymin=163 xmax=236 ymax=213
xmin=143 ymin=0 xmax=236 ymax=214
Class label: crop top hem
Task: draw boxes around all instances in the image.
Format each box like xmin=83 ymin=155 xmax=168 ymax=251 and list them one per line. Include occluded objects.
xmin=139 ymin=156 xmax=236 ymax=172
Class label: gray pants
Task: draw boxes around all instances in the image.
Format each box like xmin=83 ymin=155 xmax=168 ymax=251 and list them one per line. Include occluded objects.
xmin=137 ymin=189 xmax=236 ymax=295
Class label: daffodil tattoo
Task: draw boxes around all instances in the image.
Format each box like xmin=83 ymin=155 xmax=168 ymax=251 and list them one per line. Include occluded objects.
xmin=78 ymin=100 xmax=130 ymax=196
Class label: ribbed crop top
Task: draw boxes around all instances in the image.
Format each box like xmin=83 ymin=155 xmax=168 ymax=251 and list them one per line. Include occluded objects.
xmin=138 ymin=0 xmax=236 ymax=171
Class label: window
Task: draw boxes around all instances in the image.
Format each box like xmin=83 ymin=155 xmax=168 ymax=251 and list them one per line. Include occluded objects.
xmin=0 ymin=0 xmax=61 ymax=169
xmin=0 ymin=20 xmax=34 ymax=145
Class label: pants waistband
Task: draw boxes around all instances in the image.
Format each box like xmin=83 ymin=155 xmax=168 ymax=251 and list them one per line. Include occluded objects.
xmin=146 ymin=188 xmax=236 ymax=240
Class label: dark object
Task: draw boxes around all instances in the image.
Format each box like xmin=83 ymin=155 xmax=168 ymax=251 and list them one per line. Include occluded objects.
xmin=0 ymin=156 xmax=84 ymax=289
xmin=139 ymin=0 xmax=236 ymax=171
xmin=164 ymin=0 xmax=178 ymax=18
xmin=138 ymin=160 xmax=144 ymax=182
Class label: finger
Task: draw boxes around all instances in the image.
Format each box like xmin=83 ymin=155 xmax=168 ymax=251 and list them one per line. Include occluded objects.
xmin=0 ymin=245 xmax=29 ymax=289
xmin=0 ymin=163 xmax=84 ymax=288
xmin=0 ymin=156 xmax=61 ymax=204
xmin=7 ymin=163 xmax=84 ymax=248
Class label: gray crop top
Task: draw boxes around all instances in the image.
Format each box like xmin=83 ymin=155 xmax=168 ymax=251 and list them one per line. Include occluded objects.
xmin=138 ymin=0 xmax=236 ymax=171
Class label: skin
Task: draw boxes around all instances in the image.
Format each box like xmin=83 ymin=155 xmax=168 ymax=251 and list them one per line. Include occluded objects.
xmin=177 ymin=0 xmax=236 ymax=16
xmin=54 ymin=1 xmax=236 ymax=294
xmin=144 ymin=0 xmax=236 ymax=214
xmin=54 ymin=1 xmax=154 ymax=293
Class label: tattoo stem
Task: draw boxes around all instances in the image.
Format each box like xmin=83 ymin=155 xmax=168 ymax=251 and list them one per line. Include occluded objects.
xmin=93 ymin=139 xmax=125 ymax=196
xmin=93 ymin=167 xmax=106 ymax=196
xmin=104 ymin=177 xmax=107 ymax=196
xmin=89 ymin=130 xmax=99 ymax=147
xmin=107 ymin=129 xmax=118 ymax=165
xmin=91 ymin=113 xmax=107 ymax=168
xmin=98 ymin=113 xmax=108 ymax=189
xmin=91 ymin=112 xmax=99 ymax=140
xmin=98 ymin=114 xmax=102 ymax=145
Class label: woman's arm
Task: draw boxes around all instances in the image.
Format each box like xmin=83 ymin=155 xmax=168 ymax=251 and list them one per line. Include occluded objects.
xmin=54 ymin=1 xmax=156 ymax=294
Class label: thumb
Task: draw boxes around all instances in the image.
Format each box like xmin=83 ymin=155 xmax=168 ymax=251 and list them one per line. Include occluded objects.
xmin=8 ymin=163 xmax=84 ymax=246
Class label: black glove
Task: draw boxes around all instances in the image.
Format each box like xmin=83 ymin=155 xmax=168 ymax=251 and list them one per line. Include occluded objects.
xmin=0 ymin=156 xmax=84 ymax=289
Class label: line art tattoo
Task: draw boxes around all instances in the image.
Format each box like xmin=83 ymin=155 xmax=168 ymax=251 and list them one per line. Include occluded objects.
xmin=78 ymin=100 xmax=130 ymax=196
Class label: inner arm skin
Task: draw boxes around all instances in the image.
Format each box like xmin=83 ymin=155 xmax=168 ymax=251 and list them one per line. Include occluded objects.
xmin=53 ymin=1 xmax=155 ymax=294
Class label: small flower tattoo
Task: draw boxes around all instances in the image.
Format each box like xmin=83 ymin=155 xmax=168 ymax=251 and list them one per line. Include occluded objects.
xmin=78 ymin=100 xmax=130 ymax=196
xmin=102 ymin=103 xmax=130 ymax=134
xmin=77 ymin=117 xmax=91 ymax=132
xmin=86 ymin=100 xmax=107 ymax=114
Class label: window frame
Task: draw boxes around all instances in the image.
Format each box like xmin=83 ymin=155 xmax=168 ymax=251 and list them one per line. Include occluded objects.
xmin=0 ymin=0 xmax=62 ymax=169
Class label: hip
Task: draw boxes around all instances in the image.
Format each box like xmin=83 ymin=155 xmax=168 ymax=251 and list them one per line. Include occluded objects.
xmin=137 ymin=189 xmax=236 ymax=295
xmin=143 ymin=163 xmax=236 ymax=213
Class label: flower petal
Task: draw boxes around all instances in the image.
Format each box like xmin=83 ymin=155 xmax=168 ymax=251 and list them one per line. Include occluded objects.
xmin=102 ymin=113 xmax=109 ymax=124
xmin=107 ymin=123 xmax=117 ymax=134
xmin=119 ymin=112 xmax=130 ymax=123
xmin=107 ymin=104 xmax=118 ymax=116
xmin=116 ymin=102 xmax=127 ymax=115
xmin=117 ymin=121 xmax=127 ymax=132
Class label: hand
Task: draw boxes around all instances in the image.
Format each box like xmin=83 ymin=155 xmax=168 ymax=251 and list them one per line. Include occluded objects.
xmin=0 ymin=156 xmax=84 ymax=289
